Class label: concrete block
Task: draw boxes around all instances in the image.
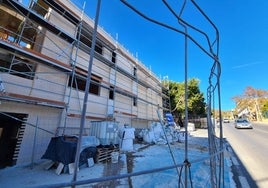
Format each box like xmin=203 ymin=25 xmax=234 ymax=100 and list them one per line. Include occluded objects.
xmin=55 ymin=162 xmax=64 ymax=175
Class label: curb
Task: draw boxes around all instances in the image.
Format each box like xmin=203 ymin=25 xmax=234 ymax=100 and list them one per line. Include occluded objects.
xmin=225 ymin=142 xmax=257 ymax=188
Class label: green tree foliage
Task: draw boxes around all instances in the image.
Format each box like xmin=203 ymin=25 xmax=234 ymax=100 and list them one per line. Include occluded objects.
xmin=187 ymin=79 xmax=206 ymax=116
xmin=262 ymin=100 xmax=268 ymax=112
xmin=168 ymin=78 xmax=206 ymax=122
xmin=262 ymin=100 xmax=268 ymax=118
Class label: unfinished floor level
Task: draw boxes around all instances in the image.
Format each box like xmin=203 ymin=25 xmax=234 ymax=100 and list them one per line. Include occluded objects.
xmin=0 ymin=0 xmax=169 ymax=168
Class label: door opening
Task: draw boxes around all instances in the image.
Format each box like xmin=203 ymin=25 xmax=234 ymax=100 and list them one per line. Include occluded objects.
xmin=0 ymin=112 xmax=28 ymax=169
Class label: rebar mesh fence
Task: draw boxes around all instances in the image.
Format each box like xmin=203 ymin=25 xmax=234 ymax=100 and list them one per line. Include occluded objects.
xmin=0 ymin=0 xmax=224 ymax=187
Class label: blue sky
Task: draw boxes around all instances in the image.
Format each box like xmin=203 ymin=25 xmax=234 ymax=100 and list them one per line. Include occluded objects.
xmin=74 ymin=1 xmax=267 ymax=110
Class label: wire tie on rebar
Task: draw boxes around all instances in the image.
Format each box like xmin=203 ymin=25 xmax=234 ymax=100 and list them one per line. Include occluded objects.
xmin=184 ymin=159 xmax=191 ymax=167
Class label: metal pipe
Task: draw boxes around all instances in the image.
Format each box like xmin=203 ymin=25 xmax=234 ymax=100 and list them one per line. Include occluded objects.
xmin=71 ymin=0 xmax=102 ymax=186
xmin=31 ymin=116 xmax=39 ymax=169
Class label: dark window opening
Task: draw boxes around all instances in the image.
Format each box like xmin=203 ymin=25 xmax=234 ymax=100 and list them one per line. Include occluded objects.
xmin=89 ymin=80 xmax=99 ymax=95
xmin=94 ymin=42 xmax=103 ymax=54
xmin=78 ymin=25 xmax=103 ymax=55
xmin=0 ymin=54 xmax=36 ymax=80
xmin=0 ymin=112 xmax=28 ymax=169
xmin=109 ymin=86 xmax=114 ymax=100
xmin=112 ymin=51 xmax=116 ymax=63
xmin=30 ymin=1 xmax=49 ymax=17
xmin=133 ymin=67 xmax=137 ymax=77
xmin=68 ymin=75 xmax=84 ymax=91
xmin=133 ymin=97 xmax=137 ymax=106
xmin=68 ymin=73 xmax=101 ymax=96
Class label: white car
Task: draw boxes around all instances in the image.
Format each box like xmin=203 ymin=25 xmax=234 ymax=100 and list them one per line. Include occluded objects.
xmin=234 ymin=119 xmax=253 ymax=129
xmin=223 ymin=118 xmax=230 ymax=123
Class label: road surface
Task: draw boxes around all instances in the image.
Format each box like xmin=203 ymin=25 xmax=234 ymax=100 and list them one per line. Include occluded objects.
xmin=223 ymin=121 xmax=268 ymax=188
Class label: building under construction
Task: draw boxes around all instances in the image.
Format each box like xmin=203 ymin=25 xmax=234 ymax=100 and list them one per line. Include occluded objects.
xmin=0 ymin=0 xmax=169 ymax=168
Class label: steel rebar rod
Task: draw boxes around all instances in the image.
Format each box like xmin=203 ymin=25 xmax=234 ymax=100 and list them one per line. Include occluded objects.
xmin=71 ymin=0 xmax=102 ymax=187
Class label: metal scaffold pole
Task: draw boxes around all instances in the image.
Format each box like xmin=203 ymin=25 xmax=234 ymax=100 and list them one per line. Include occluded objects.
xmin=72 ymin=0 xmax=102 ymax=187
xmin=63 ymin=1 xmax=86 ymax=135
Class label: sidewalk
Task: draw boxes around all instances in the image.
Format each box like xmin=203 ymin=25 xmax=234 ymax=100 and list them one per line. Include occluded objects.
xmin=254 ymin=120 xmax=268 ymax=125
xmin=0 ymin=128 xmax=233 ymax=188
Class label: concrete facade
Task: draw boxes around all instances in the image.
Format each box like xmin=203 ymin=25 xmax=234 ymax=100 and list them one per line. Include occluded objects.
xmin=0 ymin=0 xmax=169 ymax=167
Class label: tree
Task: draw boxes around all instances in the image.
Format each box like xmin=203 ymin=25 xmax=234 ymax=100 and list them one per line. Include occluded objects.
xmin=187 ymin=79 xmax=206 ymax=116
xmin=232 ymin=86 xmax=268 ymax=121
xmin=262 ymin=100 xmax=268 ymax=118
xmin=168 ymin=78 xmax=206 ymax=126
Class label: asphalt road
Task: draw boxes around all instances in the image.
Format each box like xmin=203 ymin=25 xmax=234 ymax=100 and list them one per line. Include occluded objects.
xmin=223 ymin=121 xmax=268 ymax=188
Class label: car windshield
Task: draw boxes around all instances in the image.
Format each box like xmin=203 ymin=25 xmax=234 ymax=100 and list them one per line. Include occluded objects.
xmin=237 ymin=119 xmax=248 ymax=123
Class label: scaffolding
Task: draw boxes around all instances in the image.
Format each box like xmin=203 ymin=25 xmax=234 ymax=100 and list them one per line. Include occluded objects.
xmin=0 ymin=0 xmax=169 ymax=168
xmin=0 ymin=0 xmax=223 ymax=187
xmin=0 ymin=0 xmax=166 ymax=123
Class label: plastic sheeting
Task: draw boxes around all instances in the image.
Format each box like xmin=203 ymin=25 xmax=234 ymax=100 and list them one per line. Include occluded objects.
xmin=42 ymin=136 xmax=99 ymax=165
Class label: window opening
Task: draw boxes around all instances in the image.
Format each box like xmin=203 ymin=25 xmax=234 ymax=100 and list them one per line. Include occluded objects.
xmin=109 ymin=86 xmax=114 ymax=100
xmin=78 ymin=24 xmax=103 ymax=55
xmin=133 ymin=97 xmax=137 ymax=106
xmin=68 ymin=72 xmax=102 ymax=96
xmin=0 ymin=54 xmax=36 ymax=80
xmin=112 ymin=51 xmax=116 ymax=63
xmin=133 ymin=67 xmax=137 ymax=77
